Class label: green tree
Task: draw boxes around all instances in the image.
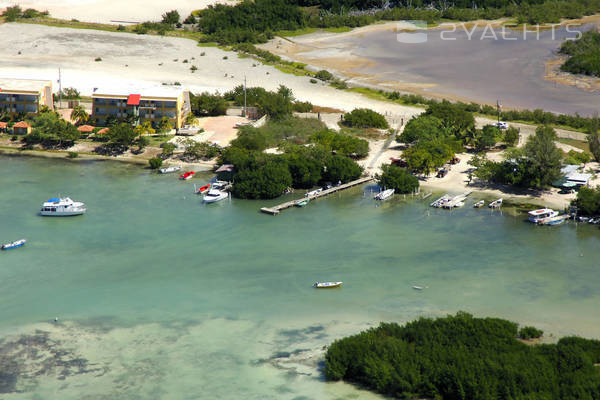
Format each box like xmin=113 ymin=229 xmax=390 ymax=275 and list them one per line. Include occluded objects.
xmin=587 ymin=119 xmax=600 ymax=162
xmin=425 ymin=100 xmax=475 ymax=139
xmin=2 ymin=6 xmax=22 ymax=22
xmin=322 ymin=154 xmax=362 ymax=183
xmin=343 ymin=108 xmax=389 ymax=129
xmin=149 ymin=157 xmax=163 ymax=169
xmin=404 ymin=140 xmax=454 ymax=175
xmin=70 ymin=105 xmax=89 ymax=125
xmin=161 ymin=9 xmax=180 ymax=25
xmin=104 ymin=123 xmax=138 ymax=152
xmin=161 ymin=142 xmax=176 ymax=158
xmin=504 ymin=126 xmax=520 ymax=147
xmin=377 ymin=165 xmax=419 ymax=194
xmin=286 ymin=153 xmax=322 ymax=188
xmin=523 ymin=125 xmax=562 ymax=188
xmin=398 ymin=115 xmax=445 ymax=144
xmin=572 ymin=186 xmax=600 ymax=216
xmin=315 ymin=70 xmax=334 ymax=81
xmin=190 ymin=92 xmax=228 ymax=116
xmin=475 ymin=125 xmax=499 ymax=151
xmin=157 ymin=117 xmax=173 ymax=133
xmin=232 ymin=157 xmax=292 ymax=199
xmin=26 ymin=111 xmax=80 ymax=149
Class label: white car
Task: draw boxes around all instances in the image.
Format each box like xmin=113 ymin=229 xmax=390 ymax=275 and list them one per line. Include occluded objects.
xmin=493 ymin=121 xmax=509 ymax=129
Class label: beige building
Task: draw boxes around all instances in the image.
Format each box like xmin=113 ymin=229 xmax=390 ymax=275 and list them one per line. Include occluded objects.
xmin=0 ymin=78 xmax=54 ymax=115
xmin=92 ymin=88 xmax=190 ymax=130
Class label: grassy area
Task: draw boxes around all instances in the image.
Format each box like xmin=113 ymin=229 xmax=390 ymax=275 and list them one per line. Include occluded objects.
xmin=557 ymin=137 xmax=591 ymax=153
xmin=276 ymin=27 xmax=319 ymax=37
xmin=146 ymin=135 xmax=175 ymax=147
xmin=345 ymin=87 xmax=427 ymax=108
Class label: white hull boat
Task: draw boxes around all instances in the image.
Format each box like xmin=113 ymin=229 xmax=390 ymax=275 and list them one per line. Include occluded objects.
xmin=313 ymin=281 xmax=342 ymax=288
xmin=1 ymin=239 xmax=27 ymax=250
xmin=203 ymin=189 xmax=229 ymax=203
xmin=473 ymin=200 xmax=485 ymax=208
xmin=528 ymin=208 xmax=558 ymax=224
xmin=489 ymin=198 xmax=503 ymax=208
xmin=374 ymin=188 xmax=395 ymax=200
xmin=159 ymin=165 xmax=181 ymax=174
xmin=40 ymin=197 xmax=86 ymax=216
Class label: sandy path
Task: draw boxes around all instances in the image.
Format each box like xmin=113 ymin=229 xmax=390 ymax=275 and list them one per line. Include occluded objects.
xmin=6 ymin=0 xmax=230 ymax=24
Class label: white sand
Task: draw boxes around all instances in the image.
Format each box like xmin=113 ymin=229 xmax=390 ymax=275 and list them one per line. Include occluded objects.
xmin=6 ymin=0 xmax=229 ymax=24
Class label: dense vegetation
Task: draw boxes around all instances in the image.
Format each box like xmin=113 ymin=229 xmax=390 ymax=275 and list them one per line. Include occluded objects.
xmin=325 ymin=312 xmax=600 ymax=400
xmin=560 ymin=30 xmax=600 ymax=77
xmin=23 ymin=112 xmax=80 ymax=149
xmin=470 ymin=126 xmax=563 ymax=189
xmin=571 ymin=186 xmax=600 ymax=215
xmin=377 ymin=164 xmax=420 ymax=193
xmin=1 ymin=5 xmax=48 ymax=22
xmin=225 ymin=85 xmax=297 ymax=120
xmin=189 ymin=92 xmax=228 ymax=117
xmin=189 ymin=0 xmax=600 ymax=44
xmin=342 ymin=108 xmax=389 ymax=129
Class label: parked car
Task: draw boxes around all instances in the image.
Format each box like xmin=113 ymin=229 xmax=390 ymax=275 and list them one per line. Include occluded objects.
xmin=492 ymin=121 xmax=509 ymax=130
xmin=449 ymin=157 xmax=460 ymax=165
xmin=390 ymin=157 xmax=407 ymax=167
xmin=436 ymin=168 xmax=448 ymax=178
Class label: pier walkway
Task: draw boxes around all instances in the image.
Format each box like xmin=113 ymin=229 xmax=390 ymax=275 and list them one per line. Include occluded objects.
xmin=260 ymin=176 xmax=374 ymax=215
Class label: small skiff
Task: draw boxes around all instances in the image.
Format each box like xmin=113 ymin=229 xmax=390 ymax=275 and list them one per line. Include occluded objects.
xmin=179 ymin=171 xmax=195 ymax=180
xmin=295 ymin=198 xmax=310 ymax=207
xmin=195 ymin=184 xmax=211 ymax=194
xmin=473 ymin=200 xmax=485 ymax=208
xmin=489 ymin=198 xmax=503 ymax=208
xmin=1 ymin=239 xmax=27 ymax=250
xmin=313 ymin=281 xmax=342 ymax=289
xmin=159 ymin=165 xmax=182 ymax=174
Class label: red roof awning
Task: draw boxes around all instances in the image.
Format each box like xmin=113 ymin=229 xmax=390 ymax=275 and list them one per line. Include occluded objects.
xmin=127 ymin=94 xmax=141 ymax=106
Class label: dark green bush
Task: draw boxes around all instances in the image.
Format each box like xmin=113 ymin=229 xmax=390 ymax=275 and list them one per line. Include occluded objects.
xmin=343 ymin=108 xmax=389 ymax=129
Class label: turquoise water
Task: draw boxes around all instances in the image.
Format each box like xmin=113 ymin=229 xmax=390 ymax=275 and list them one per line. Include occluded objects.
xmin=1 ymin=155 xmax=599 ymax=399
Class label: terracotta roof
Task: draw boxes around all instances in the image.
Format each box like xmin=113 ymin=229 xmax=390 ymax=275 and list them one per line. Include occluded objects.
xmin=0 ymin=122 xmax=7 ymax=128
xmin=77 ymin=124 xmax=95 ymax=133
xmin=97 ymin=128 xmax=109 ymax=135
xmin=13 ymin=121 xmax=30 ymax=128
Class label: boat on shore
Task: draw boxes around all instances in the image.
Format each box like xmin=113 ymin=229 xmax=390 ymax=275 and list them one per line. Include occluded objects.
xmin=305 ymin=188 xmax=322 ymax=197
xmin=313 ymin=281 xmax=342 ymax=288
xmin=528 ymin=208 xmax=558 ymax=224
xmin=473 ymin=200 xmax=485 ymax=208
xmin=179 ymin=171 xmax=195 ymax=180
xmin=489 ymin=198 xmax=503 ymax=208
xmin=159 ymin=165 xmax=181 ymax=174
xmin=1 ymin=239 xmax=27 ymax=250
xmin=40 ymin=197 xmax=86 ymax=216
xmin=195 ymin=184 xmax=211 ymax=194
xmin=295 ymin=198 xmax=310 ymax=207
xmin=430 ymin=194 xmax=450 ymax=208
xmin=203 ymin=189 xmax=229 ymax=203
xmin=374 ymin=188 xmax=395 ymax=200
xmin=538 ymin=215 xmax=568 ymax=226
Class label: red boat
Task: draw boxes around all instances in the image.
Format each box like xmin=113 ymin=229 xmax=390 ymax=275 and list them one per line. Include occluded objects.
xmin=195 ymin=184 xmax=211 ymax=194
xmin=179 ymin=171 xmax=195 ymax=180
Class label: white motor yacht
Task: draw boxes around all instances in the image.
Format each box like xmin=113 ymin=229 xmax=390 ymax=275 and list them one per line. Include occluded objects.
xmin=203 ymin=189 xmax=229 ymax=203
xmin=40 ymin=197 xmax=86 ymax=216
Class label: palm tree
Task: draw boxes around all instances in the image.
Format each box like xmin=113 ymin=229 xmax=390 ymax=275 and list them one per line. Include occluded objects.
xmin=70 ymin=105 xmax=89 ymax=125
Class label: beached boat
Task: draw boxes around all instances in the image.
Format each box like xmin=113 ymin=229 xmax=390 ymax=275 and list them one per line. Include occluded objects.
xmin=159 ymin=165 xmax=181 ymax=174
xmin=473 ymin=200 xmax=485 ymax=208
xmin=305 ymin=188 xmax=322 ymax=197
xmin=195 ymin=184 xmax=211 ymax=194
xmin=295 ymin=198 xmax=310 ymax=207
xmin=528 ymin=208 xmax=558 ymax=224
xmin=202 ymin=189 xmax=229 ymax=203
xmin=313 ymin=281 xmax=342 ymax=288
xmin=489 ymin=198 xmax=503 ymax=208
xmin=40 ymin=197 xmax=86 ymax=216
xmin=374 ymin=188 xmax=395 ymax=200
xmin=538 ymin=215 xmax=568 ymax=226
xmin=179 ymin=171 xmax=195 ymax=180
xmin=1 ymin=239 xmax=27 ymax=250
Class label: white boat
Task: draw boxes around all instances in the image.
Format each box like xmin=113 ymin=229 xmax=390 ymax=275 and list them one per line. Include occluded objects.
xmin=159 ymin=165 xmax=181 ymax=174
xmin=430 ymin=194 xmax=450 ymax=208
xmin=489 ymin=198 xmax=503 ymax=208
xmin=528 ymin=208 xmax=558 ymax=224
xmin=473 ymin=200 xmax=485 ymax=208
xmin=313 ymin=281 xmax=342 ymax=288
xmin=412 ymin=285 xmax=425 ymax=290
xmin=538 ymin=215 xmax=568 ymax=226
xmin=374 ymin=188 xmax=395 ymax=200
xmin=305 ymin=188 xmax=322 ymax=197
xmin=202 ymin=189 xmax=229 ymax=203
xmin=211 ymin=180 xmax=230 ymax=190
xmin=1 ymin=238 xmax=27 ymax=250
xmin=40 ymin=197 xmax=86 ymax=216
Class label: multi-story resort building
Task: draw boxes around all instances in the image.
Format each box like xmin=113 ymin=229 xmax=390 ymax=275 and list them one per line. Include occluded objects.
xmin=0 ymin=78 xmax=54 ymax=115
xmin=92 ymin=88 xmax=190 ymax=129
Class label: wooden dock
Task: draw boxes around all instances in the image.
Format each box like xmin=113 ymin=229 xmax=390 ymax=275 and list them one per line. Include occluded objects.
xmin=260 ymin=176 xmax=374 ymax=215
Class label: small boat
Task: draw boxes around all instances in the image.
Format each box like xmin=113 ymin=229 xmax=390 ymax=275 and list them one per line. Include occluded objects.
xmin=195 ymin=184 xmax=211 ymax=194
xmin=489 ymin=198 xmax=503 ymax=208
xmin=40 ymin=197 xmax=86 ymax=216
xmin=374 ymin=188 xmax=395 ymax=200
xmin=305 ymin=188 xmax=322 ymax=197
xmin=1 ymin=239 xmax=27 ymax=250
xmin=179 ymin=171 xmax=195 ymax=180
xmin=202 ymin=189 xmax=229 ymax=203
xmin=473 ymin=200 xmax=485 ymax=208
xmin=313 ymin=281 xmax=342 ymax=288
xmin=412 ymin=285 xmax=426 ymax=290
xmin=159 ymin=165 xmax=181 ymax=174
xmin=211 ymin=180 xmax=230 ymax=190
xmin=528 ymin=208 xmax=558 ymax=224
xmin=295 ymin=198 xmax=310 ymax=207
xmin=539 ymin=215 xmax=568 ymax=226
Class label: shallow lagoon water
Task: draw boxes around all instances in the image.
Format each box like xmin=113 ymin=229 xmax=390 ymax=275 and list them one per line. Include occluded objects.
xmin=342 ymin=24 xmax=600 ymax=115
xmin=0 ymin=155 xmax=599 ymax=398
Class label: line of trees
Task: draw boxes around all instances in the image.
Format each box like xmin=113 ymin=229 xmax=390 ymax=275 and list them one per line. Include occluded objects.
xmin=572 ymin=186 xmax=600 ymax=215
xmin=325 ymin=312 xmax=600 ymax=400
xmin=560 ymin=30 xmax=600 ymax=77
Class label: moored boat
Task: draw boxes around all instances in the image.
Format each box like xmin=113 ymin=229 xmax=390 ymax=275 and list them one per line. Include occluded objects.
xmin=40 ymin=197 xmax=86 ymax=216
xmin=473 ymin=200 xmax=485 ymax=208
xmin=1 ymin=239 xmax=27 ymax=250
xmin=528 ymin=208 xmax=558 ymax=224
xmin=305 ymin=188 xmax=322 ymax=197
xmin=195 ymin=184 xmax=211 ymax=194
xmin=295 ymin=198 xmax=310 ymax=207
xmin=313 ymin=281 xmax=342 ymax=288
xmin=159 ymin=165 xmax=182 ymax=174
xmin=374 ymin=188 xmax=395 ymax=200
xmin=203 ymin=189 xmax=229 ymax=203
xmin=538 ymin=215 xmax=568 ymax=226
xmin=179 ymin=171 xmax=195 ymax=180
xmin=489 ymin=198 xmax=503 ymax=208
